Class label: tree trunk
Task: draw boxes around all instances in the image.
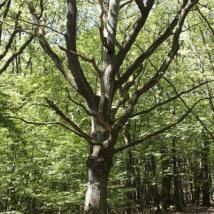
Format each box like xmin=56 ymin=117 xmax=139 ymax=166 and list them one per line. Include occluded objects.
xmin=161 ymin=147 xmax=172 ymax=212
xmin=172 ymin=139 xmax=184 ymax=211
xmin=84 ymin=148 xmax=112 ymax=214
xmin=83 ymin=103 xmax=114 ymax=214
xmin=125 ymin=148 xmax=135 ymax=214
xmin=162 ymin=175 xmax=172 ymax=211
xmin=193 ymin=175 xmax=201 ymax=205
xmin=201 ymin=141 xmax=211 ymax=206
xmin=123 ymin=124 xmax=143 ymax=213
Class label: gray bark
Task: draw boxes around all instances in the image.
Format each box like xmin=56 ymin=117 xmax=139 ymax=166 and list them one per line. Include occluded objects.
xmin=84 ymin=114 xmax=114 ymax=213
xmin=84 ymin=152 xmax=111 ymax=214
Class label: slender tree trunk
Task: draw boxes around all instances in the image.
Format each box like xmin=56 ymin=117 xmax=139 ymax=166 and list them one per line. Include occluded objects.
xmin=172 ymin=139 xmax=184 ymax=211
xmin=201 ymin=141 xmax=211 ymax=206
xmin=190 ymin=181 xmax=194 ymax=202
xmin=191 ymin=158 xmax=200 ymax=204
xmin=123 ymin=124 xmax=140 ymax=213
xmin=150 ymin=155 xmax=161 ymax=212
xmin=161 ymin=147 xmax=172 ymax=212
xmin=124 ymin=141 xmax=143 ymax=213
xmin=125 ymin=148 xmax=135 ymax=214
xmin=162 ymin=175 xmax=172 ymax=211
xmin=193 ymin=175 xmax=201 ymax=205
xmin=178 ymin=157 xmax=185 ymax=207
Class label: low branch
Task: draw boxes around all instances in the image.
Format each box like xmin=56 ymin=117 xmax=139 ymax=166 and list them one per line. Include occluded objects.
xmin=46 ymin=98 xmax=92 ymax=142
xmin=114 ymin=97 xmax=210 ymax=153
xmin=9 ymin=116 xmax=63 ymax=126
xmin=8 ymin=116 xmax=89 ymax=140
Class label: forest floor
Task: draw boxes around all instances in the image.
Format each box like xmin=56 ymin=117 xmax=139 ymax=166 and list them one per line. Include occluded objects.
xmin=143 ymin=204 xmax=214 ymax=214
xmin=167 ymin=204 xmax=214 ymax=214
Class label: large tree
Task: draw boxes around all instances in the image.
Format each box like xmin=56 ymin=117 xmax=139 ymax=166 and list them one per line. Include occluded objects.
xmin=2 ymin=0 xmax=212 ymax=213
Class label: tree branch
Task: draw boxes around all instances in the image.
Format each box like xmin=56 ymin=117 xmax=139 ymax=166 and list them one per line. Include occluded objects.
xmin=66 ymin=0 xmax=97 ymax=111
xmin=28 ymin=1 xmax=77 ymax=89
xmin=66 ymin=88 xmax=95 ymax=116
xmin=98 ymin=0 xmax=108 ymax=49
xmin=113 ymin=0 xmax=198 ymax=132
xmin=0 ymin=0 xmax=11 ymax=42
xmin=114 ymin=0 xmax=198 ymax=91
xmin=105 ymin=0 xmax=121 ymax=53
xmin=8 ymin=116 xmax=90 ymax=141
xmin=113 ymin=0 xmax=154 ymax=74
xmin=196 ymin=6 xmax=214 ymax=36
xmin=164 ymin=77 xmax=214 ymax=142
xmin=0 ymin=11 xmax=21 ymax=60
xmin=59 ymin=45 xmax=102 ymax=75
xmin=0 ymin=36 xmax=34 ymax=75
xmin=120 ymin=0 xmax=133 ymax=9
xmin=131 ymin=79 xmax=214 ymax=118
xmin=46 ymin=98 xmax=92 ymax=142
xmin=114 ymin=97 xmax=210 ymax=153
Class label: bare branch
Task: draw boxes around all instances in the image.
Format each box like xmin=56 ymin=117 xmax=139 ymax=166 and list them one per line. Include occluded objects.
xmin=66 ymin=88 xmax=95 ymax=116
xmin=98 ymin=0 xmax=108 ymax=48
xmin=104 ymin=0 xmax=121 ymax=53
xmin=114 ymin=17 xmax=178 ymax=90
xmin=196 ymin=6 xmax=214 ymax=35
xmin=8 ymin=116 xmax=90 ymax=141
xmin=9 ymin=116 xmax=63 ymax=126
xmin=0 ymin=36 xmax=34 ymax=75
xmin=164 ymin=77 xmax=214 ymax=142
xmin=114 ymin=97 xmax=210 ymax=153
xmin=131 ymin=79 xmax=214 ymax=118
xmin=0 ymin=0 xmax=8 ymax=9
xmin=0 ymin=0 xmax=11 ymax=42
xmin=120 ymin=0 xmax=133 ymax=9
xmin=0 ymin=11 xmax=21 ymax=60
xmin=7 ymin=15 xmax=65 ymax=36
xmin=28 ymin=1 xmax=77 ymax=89
xmin=46 ymin=98 xmax=92 ymax=142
